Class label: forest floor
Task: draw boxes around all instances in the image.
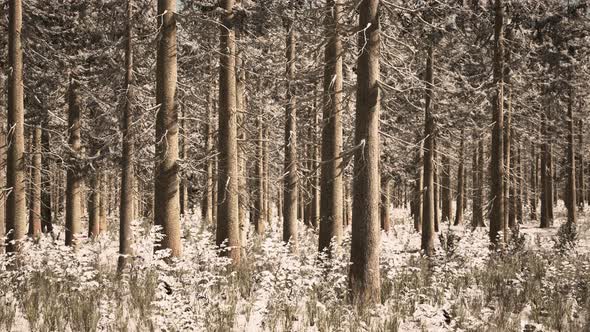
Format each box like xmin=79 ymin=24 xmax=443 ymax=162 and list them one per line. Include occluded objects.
xmin=1 ymin=202 xmax=590 ymax=332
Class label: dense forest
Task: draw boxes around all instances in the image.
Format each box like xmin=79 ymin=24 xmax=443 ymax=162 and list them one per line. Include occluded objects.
xmin=1 ymin=0 xmax=590 ymax=331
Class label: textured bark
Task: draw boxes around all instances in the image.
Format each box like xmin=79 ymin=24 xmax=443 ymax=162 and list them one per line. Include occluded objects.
xmin=99 ymin=172 xmax=107 ymax=233
xmin=41 ymin=127 xmax=52 ymax=234
xmin=28 ymin=125 xmax=42 ymax=239
xmin=154 ymin=0 xmax=181 ymax=257
xmin=578 ymin=119 xmax=585 ymax=209
xmin=489 ymin=0 xmax=505 ymax=247
xmin=311 ymin=101 xmax=320 ymax=229
xmin=380 ymin=177 xmax=391 ymax=233
xmin=441 ymin=152 xmax=452 ymax=224
xmin=283 ymin=23 xmax=298 ymax=252
xmin=203 ymin=83 xmax=214 ymax=226
xmin=471 ymin=134 xmax=480 ymax=228
xmin=180 ymin=106 xmax=188 ymax=216
xmin=412 ymin=141 xmax=424 ymax=233
xmin=350 ymin=0 xmax=381 ymax=305
xmin=253 ymin=111 xmax=266 ymax=235
xmin=504 ymin=93 xmax=511 ymax=233
xmin=540 ymin=107 xmax=554 ymax=228
xmin=6 ymin=0 xmax=27 ymax=254
xmin=216 ymin=0 xmax=241 ymax=263
xmin=474 ymin=139 xmax=485 ymax=227
xmin=65 ymin=79 xmax=82 ymax=248
xmin=0 ymin=127 xmax=6 ymax=254
xmin=119 ymin=0 xmax=135 ymax=272
xmin=236 ymin=46 xmax=248 ymax=247
xmin=566 ymin=90 xmax=577 ymax=226
xmin=421 ymin=42 xmax=435 ymax=255
xmin=319 ymin=0 xmax=343 ymax=253
xmin=433 ymin=138 xmax=440 ymax=232
xmin=530 ymin=141 xmax=538 ymax=220
xmin=88 ymin=173 xmax=100 ymax=239
xmin=516 ymin=144 xmax=523 ymax=223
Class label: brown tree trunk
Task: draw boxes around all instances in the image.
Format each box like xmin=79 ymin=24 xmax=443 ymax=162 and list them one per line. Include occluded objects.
xmin=471 ymin=133 xmax=480 ymax=228
xmin=454 ymin=132 xmax=465 ymax=226
xmin=530 ymin=141 xmax=538 ymax=220
xmin=311 ymin=101 xmax=320 ymax=229
xmin=28 ymin=125 xmax=42 ymax=239
xmin=577 ymin=119 xmax=584 ymax=209
xmin=474 ymin=138 xmax=485 ymax=227
xmin=350 ymin=0 xmax=381 ymax=305
xmin=489 ymin=0 xmax=505 ymax=247
xmin=433 ymin=138 xmax=440 ymax=232
xmin=441 ymin=150 xmax=452 ymax=224
xmin=0 ymin=127 xmax=6 ymax=254
xmin=540 ymin=107 xmax=553 ymax=228
xmin=216 ymin=0 xmax=241 ymax=263
xmin=88 ymin=173 xmax=100 ymax=239
xmin=203 ymin=82 xmax=214 ymax=226
xmin=566 ymin=89 xmax=577 ymax=226
xmin=6 ymin=0 xmax=27 ymax=254
xmin=236 ymin=45 xmax=248 ymax=247
xmin=319 ymin=0 xmax=343 ymax=253
xmin=421 ymin=39 xmax=435 ymax=256
xmin=283 ymin=23 xmax=298 ymax=252
xmin=99 ymin=172 xmax=107 ymax=233
xmin=413 ymin=140 xmax=424 ymax=233
xmin=65 ymin=79 xmax=82 ymax=247
xmin=381 ymin=177 xmax=391 ymax=233
xmin=154 ymin=0 xmax=181 ymax=257
xmin=504 ymin=93 xmax=511 ymax=234
xmin=41 ymin=127 xmax=52 ymax=234
xmin=179 ymin=106 xmax=188 ymax=216
xmin=516 ymin=144 xmax=524 ymax=223
xmin=119 ymin=0 xmax=135 ymax=271
xmin=254 ymin=110 xmax=266 ymax=235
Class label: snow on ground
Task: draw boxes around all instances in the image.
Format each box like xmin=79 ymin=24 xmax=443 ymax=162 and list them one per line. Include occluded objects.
xmin=1 ymin=202 xmax=589 ymax=331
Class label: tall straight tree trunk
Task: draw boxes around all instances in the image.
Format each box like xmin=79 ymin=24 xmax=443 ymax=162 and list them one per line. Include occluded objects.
xmin=504 ymin=93 xmax=511 ymax=234
xmin=433 ymin=138 xmax=440 ymax=232
xmin=530 ymin=141 xmax=537 ymax=220
xmin=311 ymin=100 xmax=320 ymax=229
xmin=540 ymin=108 xmax=553 ymax=228
xmin=454 ymin=131 xmax=465 ymax=226
xmin=88 ymin=173 xmax=100 ymax=239
xmin=203 ymin=82 xmax=214 ymax=226
xmin=65 ymin=79 xmax=82 ymax=247
xmin=28 ymin=125 xmax=42 ymax=239
xmin=264 ymin=127 xmax=271 ymax=224
xmin=441 ymin=151 xmax=452 ymax=224
xmin=381 ymin=177 xmax=391 ymax=233
xmin=283 ymin=22 xmax=298 ymax=252
xmin=0 ymin=127 xmax=6 ymax=253
xmin=154 ymin=0 xmax=181 ymax=257
xmin=566 ymin=89 xmax=577 ymax=226
xmin=413 ymin=141 xmax=424 ymax=233
xmin=6 ymin=0 xmax=27 ymax=254
xmin=179 ymin=107 xmax=188 ymax=216
xmin=577 ymin=119 xmax=584 ymax=209
xmin=216 ymin=0 xmax=240 ymax=263
xmin=254 ymin=110 xmax=266 ymax=235
xmin=319 ymin=0 xmax=343 ymax=253
xmin=41 ymin=127 xmax=52 ymax=234
xmin=516 ymin=144 xmax=524 ymax=223
xmin=236 ymin=45 xmax=248 ymax=247
xmin=489 ymin=0 xmax=505 ymax=247
xmin=350 ymin=0 xmax=381 ymax=305
xmin=474 ymin=139 xmax=485 ymax=227
xmin=99 ymin=172 xmax=107 ymax=233
xmin=119 ymin=0 xmax=135 ymax=271
xmin=471 ymin=133 xmax=480 ymax=228
xmin=421 ymin=41 xmax=435 ymax=255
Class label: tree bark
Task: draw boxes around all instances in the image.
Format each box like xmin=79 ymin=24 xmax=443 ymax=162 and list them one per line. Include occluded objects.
xmin=566 ymin=89 xmax=577 ymax=226
xmin=433 ymin=138 xmax=440 ymax=232
xmin=254 ymin=110 xmax=266 ymax=235
xmin=6 ymin=0 xmax=27 ymax=254
xmin=282 ymin=22 xmax=298 ymax=252
xmin=489 ymin=0 xmax=505 ymax=247
xmin=28 ymin=125 xmax=42 ymax=239
xmin=577 ymin=119 xmax=584 ymax=209
xmin=454 ymin=131 xmax=465 ymax=226
xmin=319 ymin=0 xmax=343 ymax=253
xmin=203 ymin=82 xmax=214 ymax=226
xmin=530 ymin=141 xmax=537 ymax=220
xmin=119 ymin=0 xmax=134 ymax=271
xmin=216 ymin=0 xmax=240 ymax=263
xmin=421 ymin=41 xmax=435 ymax=255
xmin=0 ymin=127 xmax=6 ymax=254
xmin=41 ymin=127 xmax=52 ymax=234
xmin=380 ymin=177 xmax=391 ymax=233
xmin=350 ymin=0 xmax=381 ymax=305
xmin=65 ymin=79 xmax=82 ymax=248
xmin=88 ymin=173 xmax=100 ymax=239
xmin=441 ymin=150 xmax=452 ymax=224
xmin=154 ymin=0 xmax=181 ymax=257
xmin=236 ymin=44 xmax=248 ymax=248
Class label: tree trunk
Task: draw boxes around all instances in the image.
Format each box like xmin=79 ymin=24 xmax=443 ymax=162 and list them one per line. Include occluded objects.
xmin=119 ymin=0 xmax=135 ymax=271
xmin=578 ymin=119 xmax=584 ymax=209
xmin=282 ymin=23 xmax=298 ymax=252
xmin=504 ymin=92 xmax=511 ymax=234
xmin=421 ymin=40 xmax=435 ymax=255
xmin=41 ymin=127 xmax=52 ymax=234
xmin=88 ymin=173 xmax=100 ymax=239
xmin=216 ymin=0 xmax=241 ymax=263
xmin=179 ymin=107 xmax=188 ymax=216
xmin=28 ymin=125 xmax=42 ymax=239
xmin=413 ymin=140 xmax=424 ymax=233
xmin=65 ymin=79 xmax=82 ymax=248
xmin=6 ymin=0 xmax=27 ymax=254
xmin=489 ymin=0 xmax=505 ymax=247
xmin=517 ymin=144 xmax=524 ymax=223
xmin=319 ymin=0 xmax=343 ymax=253
xmin=381 ymin=177 xmax=391 ymax=233
xmin=350 ymin=0 xmax=381 ymax=305
xmin=530 ymin=141 xmax=537 ymax=220
xmin=474 ymin=138 xmax=485 ymax=227
xmin=454 ymin=131 xmax=465 ymax=226
xmin=433 ymin=138 xmax=440 ymax=232
xmin=99 ymin=172 xmax=107 ymax=233
xmin=566 ymin=89 xmax=577 ymax=226
xmin=471 ymin=133 xmax=480 ymax=228
xmin=236 ymin=45 xmax=248 ymax=248
xmin=0 ymin=127 xmax=6 ymax=254
xmin=311 ymin=98 xmax=320 ymax=229
xmin=441 ymin=151 xmax=452 ymax=224
xmin=254 ymin=110 xmax=266 ymax=235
